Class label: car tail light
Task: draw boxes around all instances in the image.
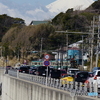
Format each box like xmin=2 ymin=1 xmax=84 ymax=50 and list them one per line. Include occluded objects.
xmin=75 ymin=75 xmax=77 ymax=78
xmin=19 ymin=70 xmax=21 ymax=72
xmin=36 ymin=72 xmax=39 ymax=75
xmin=61 ymin=74 xmax=64 ymax=76
xmin=94 ymin=75 xmax=97 ymax=80
xmin=30 ymin=71 xmax=32 ymax=73
xmin=84 ymin=80 xmax=89 ymax=83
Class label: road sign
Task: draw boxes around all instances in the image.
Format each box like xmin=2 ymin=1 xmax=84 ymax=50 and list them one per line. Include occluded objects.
xmin=43 ymin=60 xmax=50 ymax=66
xmin=44 ymin=54 xmax=50 ymax=60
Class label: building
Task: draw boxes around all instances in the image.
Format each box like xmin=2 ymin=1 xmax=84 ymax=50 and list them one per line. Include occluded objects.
xmin=29 ymin=20 xmax=49 ymax=25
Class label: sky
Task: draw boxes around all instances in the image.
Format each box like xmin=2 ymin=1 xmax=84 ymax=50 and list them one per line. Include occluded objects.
xmin=9 ymin=0 xmax=97 ymax=5
xmin=8 ymin=0 xmax=55 ymax=6
xmin=0 ymin=0 xmax=97 ymax=25
xmin=0 ymin=0 xmax=57 ymax=25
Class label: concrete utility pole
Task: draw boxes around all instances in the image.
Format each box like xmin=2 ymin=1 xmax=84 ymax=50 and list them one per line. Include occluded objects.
xmin=0 ymin=46 xmax=2 ymax=58
xmin=82 ymin=35 xmax=84 ymax=68
xmin=40 ymin=38 xmax=43 ymax=58
xmin=66 ymin=34 xmax=68 ymax=67
xmin=90 ymin=16 xmax=95 ymax=72
xmin=96 ymin=15 xmax=100 ymax=67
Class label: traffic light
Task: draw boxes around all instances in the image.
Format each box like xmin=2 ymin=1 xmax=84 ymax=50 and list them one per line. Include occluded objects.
xmin=70 ymin=60 xmax=77 ymax=67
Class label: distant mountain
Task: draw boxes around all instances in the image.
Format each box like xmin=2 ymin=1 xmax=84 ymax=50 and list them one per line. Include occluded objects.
xmin=46 ymin=0 xmax=94 ymax=13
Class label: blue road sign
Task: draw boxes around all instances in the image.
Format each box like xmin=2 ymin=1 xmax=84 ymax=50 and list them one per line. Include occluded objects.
xmin=44 ymin=60 xmax=50 ymax=66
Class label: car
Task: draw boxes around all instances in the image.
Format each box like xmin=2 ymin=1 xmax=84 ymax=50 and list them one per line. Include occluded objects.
xmin=18 ymin=66 xmax=30 ymax=74
xmin=29 ymin=67 xmax=37 ymax=75
xmin=50 ymin=69 xmax=67 ymax=79
xmin=75 ymin=71 xmax=89 ymax=83
xmin=92 ymin=67 xmax=100 ymax=72
xmin=6 ymin=66 xmax=12 ymax=70
xmin=67 ymin=68 xmax=80 ymax=75
xmin=84 ymin=70 xmax=100 ymax=89
xmin=60 ymin=74 xmax=74 ymax=85
xmin=88 ymin=72 xmax=94 ymax=77
xmin=84 ymin=72 xmax=94 ymax=87
xmin=35 ymin=66 xmax=50 ymax=77
xmin=92 ymin=70 xmax=100 ymax=88
xmin=5 ymin=66 xmax=12 ymax=74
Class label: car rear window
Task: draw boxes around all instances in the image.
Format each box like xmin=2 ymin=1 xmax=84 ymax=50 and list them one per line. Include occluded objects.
xmin=61 ymin=70 xmax=66 ymax=74
xmin=68 ymin=70 xmax=79 ymax=74
xmin=97 ymin=71 xmax=100 ymax=76
xmin=20 ymin=67 xmax=28 ymax=70
xmin=77 ymin=72 xmax=88 ymax=78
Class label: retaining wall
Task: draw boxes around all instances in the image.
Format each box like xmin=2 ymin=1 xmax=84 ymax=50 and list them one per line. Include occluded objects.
xmin=2 ymin=75 xmax=99 ymax=100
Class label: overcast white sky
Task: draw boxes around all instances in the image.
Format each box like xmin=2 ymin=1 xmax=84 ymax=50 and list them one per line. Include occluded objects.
xmin=0 ymin=0 xmax=97 ymax=25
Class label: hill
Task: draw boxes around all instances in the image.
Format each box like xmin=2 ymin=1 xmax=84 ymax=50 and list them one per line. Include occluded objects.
xmin=86 ymin=0 xmax=100 ymax=11
xmin=0 ymin=14 xmax=25 ymax=42
xmin=0 ymin=0 xmax=100 ymax=67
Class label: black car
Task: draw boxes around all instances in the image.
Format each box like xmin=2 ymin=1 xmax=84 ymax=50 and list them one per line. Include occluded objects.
xmin=29 ymin=67 xmax=37 ymax=75
xmin=18 ymin=66 xmax=30 ymax=74
xmin=75 ymin=71 xmax=89 ymax=83
xmin=50 ymin=69 xmax=67 ymax=79
xmin=5 ymin=66 xmax=12 ymax=74
xmin=36 ymin=66 xmax=50 ymax=77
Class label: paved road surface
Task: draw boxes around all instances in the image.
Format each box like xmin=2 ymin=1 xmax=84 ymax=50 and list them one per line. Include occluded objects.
xmin=0 ymin=96 xmax=1 ymax=100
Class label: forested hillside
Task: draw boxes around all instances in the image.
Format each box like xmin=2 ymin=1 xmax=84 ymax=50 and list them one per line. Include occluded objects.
xmin=0 ymin=14 xmax=25 ymax=41
xmin=1 ymin=0 xmax=100 ymax=60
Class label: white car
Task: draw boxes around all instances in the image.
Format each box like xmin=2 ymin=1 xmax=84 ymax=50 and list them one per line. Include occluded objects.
xmin=84 ymin=70 xmax=100 ymax=89
xmin=92 ymin=70 xmax=100 ymax=88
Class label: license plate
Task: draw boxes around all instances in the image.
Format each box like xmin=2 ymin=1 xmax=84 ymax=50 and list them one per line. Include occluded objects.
xmin=23 ymin=71 xmax=25 ymax=73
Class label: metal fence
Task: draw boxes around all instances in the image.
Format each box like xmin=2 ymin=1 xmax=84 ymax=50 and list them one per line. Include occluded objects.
xmin=8 ymin=70 xmax=99 ymax=98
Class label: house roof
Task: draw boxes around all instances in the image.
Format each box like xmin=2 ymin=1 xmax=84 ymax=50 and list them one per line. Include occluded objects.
xmin=29 ymin=20 xmax=49 ymax=25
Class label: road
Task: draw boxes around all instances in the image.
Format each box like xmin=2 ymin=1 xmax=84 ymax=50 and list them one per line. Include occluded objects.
xmin=0 ymin=96 xmax=1 ymax=100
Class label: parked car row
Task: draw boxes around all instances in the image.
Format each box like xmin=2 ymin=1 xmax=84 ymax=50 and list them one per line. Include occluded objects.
xmin=10 ymin=65 xmax=100 ymax=88
xmin=15 ymin=65 xmax=67 ymax=78
xmin=60 ymin=67 xmax=100 ymax=88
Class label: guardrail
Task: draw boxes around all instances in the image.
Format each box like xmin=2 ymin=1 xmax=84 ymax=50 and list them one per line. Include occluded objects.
xmin=8 ymin=70 xmax=99 ymax=98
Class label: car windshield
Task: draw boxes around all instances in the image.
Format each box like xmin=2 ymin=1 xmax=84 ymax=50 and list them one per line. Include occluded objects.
xmin=68 ymin=70 xmax=79 ymax=74
xmin=97 ymin=71 xmax=100 ymax=76
xmin=20 ymin=67 xmax=28 ymax=70
xmin=61 ymin=70 xmax=66 ymax=74
xmin=63 ymin=74 xmax=73 ymax=77
xmin=77 ymin=72 xmax=88 ymax=78
xmin=88 ymin=72 xmax=93 ymax=77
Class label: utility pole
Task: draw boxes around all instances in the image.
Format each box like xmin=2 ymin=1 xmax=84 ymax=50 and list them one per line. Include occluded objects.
xmin=82 ymin=35 xmax=84 ymax=68
xmin=96 ymin=15 xmax=100 ymax=67
xmin=90 ymin=16 xmax=95 ymax=72
xmin=66 ymin=34 xmax=68 ymax=67
xmin=0 ymin=46 xmax=2 ymax=58
xmin=40 ymin=38 xmax=43 ymax=58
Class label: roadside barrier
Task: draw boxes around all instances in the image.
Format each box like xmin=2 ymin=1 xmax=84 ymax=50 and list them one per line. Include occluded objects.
xmin=8 ymin=70 xmax=99 ymax=98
